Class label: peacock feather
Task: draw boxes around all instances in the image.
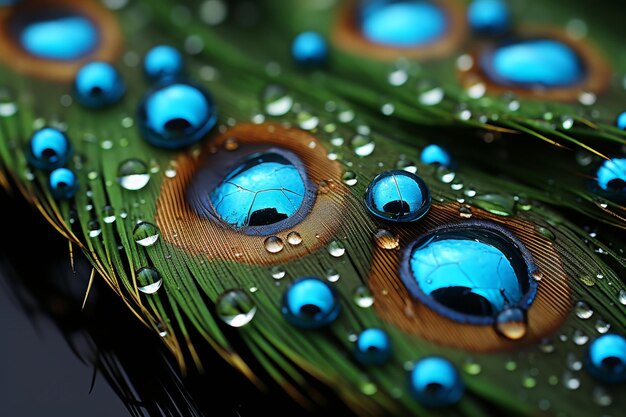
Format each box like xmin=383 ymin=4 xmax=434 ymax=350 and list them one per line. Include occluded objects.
xmin=0 ymin=0 xmax=625 ymax=415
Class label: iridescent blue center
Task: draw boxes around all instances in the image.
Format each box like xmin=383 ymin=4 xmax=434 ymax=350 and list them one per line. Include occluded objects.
xmin=364 ymin=170 xmax=431 ymax=222
xmin=210 ymin=152 xmax=306 ymax=228
xmin=468 ymin=0 xmax=510 ymax=35
xmin=144 ymin=45 xmax=184 ymax=81
xmin=359 ymin=1 xmax=447 ymax=47
xmin=409 ymin=356 xmax=464 ymax=408
xmin=14 ymin=11 xmax=98 ymax=60
xmin=291 ymin=31 xmax=327 ymax=66
xmin=355 ymin=328 xmax=392 ymax=365
xmin=483 ymin=39 xmax=586 ymax=88
xmin=74 ymin=61 xmax=126 ymax=108
xmin=617 ymin=111 xmax=626 ymax=130
xmin=420 ymin=144 xmax=451 ymax=167
xmin=402 ymin=223 xmax=535 ymax=323
xmin=28 ymin=127 xmax=71 ymax=170
xmin=49 ymin=167 xmax=78 ymax=199
xmin=138 ymin=81 xmax=217 ymax=149
xmin=596 ymin=158 xmax=626 ymax=193
xmin=281 ymin=277 xmax=341 ymax=329
xmin=586 ymin=334 xmax=626 ymax=384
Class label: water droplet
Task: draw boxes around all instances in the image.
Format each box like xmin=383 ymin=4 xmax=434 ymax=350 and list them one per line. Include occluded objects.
xmin=264 ymin=236 xmax=284 ymax=253
xmin=567 ymin=352 xmax=582 ymax=371
xmin=585 ymin=333 xmax=626 ymax=384
xmin=388 ymin=65 xmax=408 ymax=86
xmin=573 ymin=329 xmax=589 ymax=345
xmin=595 ymin=319 xmax=611 ymax=334
xmin=342 ymin=171 xmax=358 ymax=186
xmin=327 ymin=240 xmax=346 ymax=257
xmin=468 ymin=0 xmax=511 ymax=35
xmin=373 ymin=228 xmax=399 ymax=250
xmin=505 ymin=361 xmax=517 ymax=371
xmin=350 ymin=134 xmax=375 ymax=157
xmin=463 ymin=359 xmax=482 ymax=375
xmin=102 ymin=205 xmax=116 ymax=224
xmin=133 ymin=221 xmax=160 ymax=247
xmin=270 ymin=266 xmax=285 ymax=280
xmin=74 ymin=61 xmax=126 ymax=108
xmin=595 ymin=158 xmax=626 ymax=194
xmin=364 ymin=170 xmax=431 ymax=222
xmin=49 ymin=167 xmax=78 ymax=199
xmin=435 ymin=165 xmax=455 ymax=183
xmin=286 ymin=231 xmax=302 ymax=246
xmin=136 ymin=267 xmax=163 ymax=294
xmin=359 ymin=380 xmax=377 ymax=396
xmin=27 ymin=128 xmax=72 ymax=171
xmin=459 ymin=205 xmax=472 ymax=219
xmin=575 ymin=300 xmax=593 ymax=319
xmin=618 ymin=289 xmax=626 ymax=305
xmin=409 ymin=356 xmax=465 ymax=408
xmin=353 ymin=285 xmax=374 ymax=308
xmin=418 ymin=86 xmax=444 ymax=106
xmin=563 ymin=371 xmax=580 ymax=390
xmin=592 ymin=386 xmax=613 ymax=407
xmin=326 ymin=268 xmax=340 ymax=282
xmin=539 ymin=338 xmax=555 ymax=353
xmin=420 ymin=144 xmax=451 ymax=167
xmin=395 ymin=158 xmax=417 ymax=173
xmin=281 ymin=277 xmax=340 ymax=328
xmin=216 ymin=289 xmax=257 ymax=327
xmin=354 ymin=328 xmax=392 ymax=365
xmin=473 ymin=193 xmax=513 ymax=216
xmin=291 ymin=31 xmax=327 ymax=67
xmin=262 ymin=84 xmax=293 ymax=116
xmin=117 ymin=159 xmax=150 ymax=190
xmin=138 ymin=81 xmax=217 ymax=149
xmin=534 ymin=225 xmax=556 ymax=240
xmin=494 ymin=307 xmax=527 ymax=340
xmin=88 ymin=220 xmax=102 ymax=238
xmin=297 ymin=110 xmax=319 ymax=130
xmin=143 ymin=45 xmax=184 ymax=82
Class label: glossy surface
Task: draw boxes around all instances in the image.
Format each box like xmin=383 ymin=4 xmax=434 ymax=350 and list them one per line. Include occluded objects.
xmin=364 ymin=170 xmax=431 ymax=222
xmin=49 ymin=168 xmax=78 ymax=199
xmin=291 ymin=31 xmax=327 ymax=66
xmin=354 ymin=328 xmax=392 ymax=365
xmin=409 ymin=356 xmax=464 ymax=408
xmin=596 ymin=158 xmax=626 ymax=192
xmin=586 ymin=333 xmax=626 ymax=384
xmin=74 ymin=61 xmax=126 ymax=108
xmin=137 ymin=81 xmax=217 ymax=148
xmin=27 ymin=128 xmax=71 ymax=170
xmin=143 ymin=45 xmax=184 ymax=81
xmin=210 ymin=152 xmax=306 ymax=228
xmin=281 ymin=277 xmax=340 ymax=329
xmin=359 ymin=0 xmax=446 ymax=47
xmin=420 ymin=144 xmax=451 ymax=167
xmin=468 ymin=0 xmax=510 ymax=34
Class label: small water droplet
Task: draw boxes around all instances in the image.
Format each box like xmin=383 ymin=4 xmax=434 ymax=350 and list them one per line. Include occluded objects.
xmin=286 ymin=231 xmax=302 ymax=246
xmin=594 ymin=319 xmax=610 ymax=334
xmin=618 ymin=289 xmax=626 ymax=305
xmin=262 ymin=84 xmax=293 ymax=116
xmin=574 ymin=300 xmax=593 ymax=319
xmin=459 ymin=204 xmax=472 ymax=218
xmin=350 ymin=134 xmax=375 ymax=157
xmin=133 ymin=221 xmax=160 ymax=247
xmin=494 ymin=307 xmax=527 ymax=340
xmin=566 ymin=352 xmax=582 ymax=371
xmin=216 ymin=289 xmax=257 ymax=327
xmin=359 ymin=380 xmax=377 ymax=396
xmin=264 ymin=236 xmax=284 ymax=253
xmin=572 ymin=329 xmax=589 ymax=345
xmin=297 ymin=111 xmax=319 ymax=130
xmin=326 ymin=268 xmax=340 ymax=282
xmin=592 ymin=386 xmax=613 ymax=407
xmin=318 ymin=179 xmax=334 ymax=194
xmin=463 ymin=360 xmax=482 ymax=376
xmin=88 ymin=220 xmax=102 ymax=238
xmin=562 ymin=371 xmax=580 ymax=390
xmin=395 ymin=158 xmax=417 ymax=173
xmin=341 ymin=171 xmax=357 ymax=186
xmin=136 ymin=267 xmax=163 ymax=294
xmin=418 ymin=86 xmax=444 ymax=106
xmin=327 ymin=240 xmax=346 ymax=257
xmin=373 ymin=228 xmax=399 ymax=250
xmin=102 ymin=205 xmax=116 ymax=223
xmin=270 ymin=266 xmax=285 ymax=280
xmin=535 ymin=226 xmax=555 ymax=240
xmin=580 ymin=275 xmax=596 ymax=287
xmin=435 ymin=165 xmax=456 ymax=183
xmin=539 ymin=338 xmax=555 ymax=353
xmin=117 ymin=159 xmax=150 ymax=190
xmin=522 ymin=375 xmax=536 ymax=389
xmin=353 ymin=285 xmax=374 ymax=308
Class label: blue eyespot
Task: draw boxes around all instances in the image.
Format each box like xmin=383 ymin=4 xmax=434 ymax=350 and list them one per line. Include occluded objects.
xmin=291 ymin=31 xmax=328 ymax=67
xmin=27 ymin=128 xmax=72 ymax=171
xmin=401 ymin=221 xmax=537 ymax=324
xmin=359 ymin=0 xmax=447 ymax=47
xmin=364 ymin=170 xmax=431 ymax=222
xmin=74 ymin=61 xmax=126 ymax=108
xmin=354 ymin=328 xmax=392 ymax=365
xmin=13 ymin=10 xmax=98 ymax=60
xmin=468 ymin=0 xmax=510 ymax=35
xmin=144 ymin=45 xmax=184 ymax=82
xmin=137 ymin=81 xmax=217 ymax=149
xmin=409 ymin=356 xmax=465 ymax=408
xmin=481 ymin=39 xmax=586 ymax=88
xmin=49 ymin=167 xmax=78 ymax=199
xmin=586 ymin=333 xmax=626 ymax=384
xmin=420 ymin=144 xmax=451 ymax=167
xmin=281 ymin=277 xmax=341 ymax=329
xmin=617 ymin=111 xmax=626 ymax=130
xmin=595 ymin=158 xmax=626 ymax=194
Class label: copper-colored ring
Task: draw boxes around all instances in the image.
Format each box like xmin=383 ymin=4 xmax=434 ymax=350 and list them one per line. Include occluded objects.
xmin=333 ymin=0 xmax=467 ymax=61
xmin=156 ymin=123 xmax=347 ymax=265
xmin=458 ymin=26 xmax=611 ymax=101
xmin=0 ymin=0 xmax=122 ymax=81
xmin=369 ymin=202 xmax=572 ymax=352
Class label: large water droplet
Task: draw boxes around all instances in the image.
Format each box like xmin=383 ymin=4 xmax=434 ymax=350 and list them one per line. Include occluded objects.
xmin=286 ymin=231 xmax=302 ymax=246
xmin=117 ymin=159 xmax=150 ymax=190
xmin=472 ymin=193 xmax=513 ymax=216
xmin=585 ymin=333 xmax=626 ymax=384
xmin=373 ymin=228 xmax=399 ymax=250
xmin=143 ymin=45 xmax=184 ymax=82
xmin=364 ymin=170 xmax=431 ymax=222
xmin=409 ymin=356 xmax=465 ymax=408
xmin=264 ymin=236 xmax=284 ymax=253
xmin=216 ymin=289 xmax=257 ymax=327
xmin=27 ymin=128 xmax=72 ymax=171
xmin=136 ymin=267 xmax=163 ymax=294
xmin=574 ymin=300 xmax=594 ymax=319
xmin=133 ymin=221 xmax=160 ymax=247
xmin=74 ymin=61 xmax=126 ymax=108
xmin=281 ymin=277 xmax=340 ymax=328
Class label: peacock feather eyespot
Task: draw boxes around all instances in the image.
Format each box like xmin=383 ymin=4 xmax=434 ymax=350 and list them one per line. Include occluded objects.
xmin=585 ymin=333 xmax=626 ymax=385
xmin=364 ymin=170 xmax=431 ymax=222
xmin=137 ymin=80 xmax=218 ymax=149
xmin=74 ymin=61 xmax=126 ymax=108
xmin=0 ymin=0 xmax=122 ymax=81
xmin=281 ymin=277 xmax=341 ymax=329
xmin=26 ymin=127 xmax=72 ymax=171
xmin=48 ymin=167 xmax=78 ymax=199
xmin=157 ymin=123 xmax=347 ymax=264
xmin=333 ymin=0 xmax=467 ymax=61
xmin=143 ymin=45 xmax=184 ymax=82
xmin=354 ymin=328 xmax=392 ymax=365
xmin=593 ymin=158 xmax=626 ymax=200
xmin=460 ymin=28 xmax=610 ymax=101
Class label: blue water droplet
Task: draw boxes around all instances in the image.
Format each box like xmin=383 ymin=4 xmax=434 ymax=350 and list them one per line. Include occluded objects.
xmin=49 ymin=167 xmax=78 ymax=199
xmin=27 ymin=128 xmax=72 ymax=170
xmin=281 ymin=277 xmax=340 ymax=329
xmin=482 ymin=39 xmax=585 ymax=87
xmin=409 ymin=356 xmax=465 ymax=408
xmin=364 ymin=170 xmax=431 ymax=222
xmin=143 ymin=45 xmax=184 ymax=81
xmin=210 ymin=151 xmax=307 ymax=229
xmin=359 ymin=0 xmax=447 ymax=47
xmin=355 ymin=328 xmax=392 ymax=365
xmin=420 ymin=144 xmax=451 ymax=167
xmin=74 ymin=61 xmax=126 ymax=108
xmin=596 ymin=158 xmax=626 ymax=193
xmin=138 ymin=81 xmax=217 ymax=149
xmin=468 ymin=0 xmax=510 ymax=35
xmin=401 ymin=222 xmax=537 ymax=323
xmin=291 ymin=31 xmax=327 ymax=66
xmin=616 ymin=111 xmax=626 ymax=130
xmin=13 ymin=10 xmax=98 ymax=60
xmin=586 ymin=333 xmax=626 ymax=384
